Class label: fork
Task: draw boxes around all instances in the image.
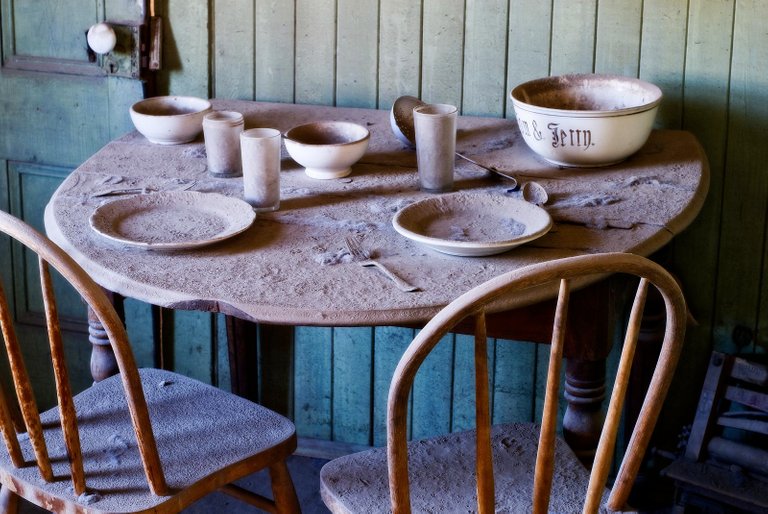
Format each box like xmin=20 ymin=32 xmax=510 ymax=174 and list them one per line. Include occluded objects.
xmin=90 ymin=179 xmax=197 ymax=198
xmin=345 ymin=236 xmax=420 ymax=292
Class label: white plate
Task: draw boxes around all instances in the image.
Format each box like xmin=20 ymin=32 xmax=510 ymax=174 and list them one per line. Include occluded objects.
xmin=392 ymin=192 xmax=553 ymax=256
xmin=90 ymin=191 xmax=256 ymax=250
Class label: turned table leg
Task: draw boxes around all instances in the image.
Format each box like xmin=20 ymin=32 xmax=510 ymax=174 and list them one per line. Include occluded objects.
xmin=561 ymin=281 xmax=613 ymax=466
xmin=87 ymin=290 xmax=124 ymax=382
xmin=563 ymin=358 xmax=607 ymax=464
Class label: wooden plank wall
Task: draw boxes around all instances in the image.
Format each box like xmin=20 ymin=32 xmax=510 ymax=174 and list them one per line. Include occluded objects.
xmin=146 ymin=0 xmax=768 ymax=449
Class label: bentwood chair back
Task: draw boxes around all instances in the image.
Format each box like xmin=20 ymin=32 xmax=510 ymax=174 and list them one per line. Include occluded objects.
xmin=0 ymin=210 xmax=300 ymax=513
xmin=320 ymin=252 xmax=687 ymax=513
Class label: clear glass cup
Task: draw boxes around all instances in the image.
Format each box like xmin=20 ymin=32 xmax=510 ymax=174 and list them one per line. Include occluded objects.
xmin=240 ymin=128 xmax=281 ymax=212
xmin=413 ymin=103 xmax=458 ymax=193
xmin=203 ymin=110 xmax=244 ymax=177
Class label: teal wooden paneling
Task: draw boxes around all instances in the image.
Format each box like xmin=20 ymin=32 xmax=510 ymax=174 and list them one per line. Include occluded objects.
xmin=294 ymin=326 xmax=333 ymax=439
xmin=378 ymin=0 xmax=422 ymax=107
xmin=648 ymin=0 xmax=736 ymax=437
xmin=451 ymin=333 xmax=495 ymax=432
xmin=213 ymin=0 xmax=254 ymax=100
xmin=422 ymin=0 xmax=465 ymax=106
xmin=411 ymin=333 xmax=455 ymax=439
xmin=492 ymin=339 xmax=535 ymax=423
xmin=5 ymin=164 xmax=92 ymax=408
xmin=505 ymin=1 xmax=553 ymax=118
xmin=336 ymin=0 xmax=378 ymax=108
xmin=675 ymin=0 xmax=733 ymax=366
xmin=254 ymin=0 xmax=295 ymax=103
xmin=639 ymin=0 xmax=688 ymax=128
xmin=0 ymin=74 xmax=111 ymax=167
xmin=550 ymin=0 xmax=597 ymax=74
xmin=295 ymin=0 xmax=336 ymax=105
xmin=157 ymin=0 xmax=209 ymax=98
xmin=171 ymin=311 xmax=215 ymax=384
xmin=372 ymin=326 xmax=413 ymax=447
xmin=108 ymin=77 xmax=146 ymax=139
xmin=9 ymin=0 xmax=95 ymax=61
xmin=717 ymin=0 xmax=768 ymax=353
xmin=8 ymin=163 xmax=85 ymax=321
xmin=595 ymin=0 xmax=641 ymax=76
xmin=462 ymin=0 xmax=509 ymax=117
xmin=123 ymin=298 xmax=156 ymax=368
xmin=1 ymin=161 xmax=9 ymax=292
xmin=332 ymin=327 xmax=373 ymax=444
xmin=215 ymin=314 xmax=231 ymax=391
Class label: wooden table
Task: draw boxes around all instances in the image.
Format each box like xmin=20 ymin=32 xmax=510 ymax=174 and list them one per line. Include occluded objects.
xmin=44 ymin=99 xmax=709 ymax=461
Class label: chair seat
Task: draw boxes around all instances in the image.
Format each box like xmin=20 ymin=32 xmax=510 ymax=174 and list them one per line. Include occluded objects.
xmin=0 ymin=368 xmax=296 ymax=513
xmin=320 ymin=423 xmax=616 ymax=513
xmin=663 ymin=458 xmax=768 ymax=511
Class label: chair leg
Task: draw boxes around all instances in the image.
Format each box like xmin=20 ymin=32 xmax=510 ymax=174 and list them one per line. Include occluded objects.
xmin=0 ymin=486 xmax=20 ymax=514
xmin=269 ymin=460 xmax=300 ymax=514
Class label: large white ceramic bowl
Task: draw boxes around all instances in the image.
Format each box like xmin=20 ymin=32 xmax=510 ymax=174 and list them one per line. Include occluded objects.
xmin=510 ymin=74 xmax=662 ymax=167
xmin=129 ymin=96 xmax=212 ymax=145
xmin=283 ymin=121 xmax=370 ymax=179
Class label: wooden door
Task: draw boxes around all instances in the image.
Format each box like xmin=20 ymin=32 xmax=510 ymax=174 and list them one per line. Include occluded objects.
xmin=0 ymin=0 xmax=147 ymax=404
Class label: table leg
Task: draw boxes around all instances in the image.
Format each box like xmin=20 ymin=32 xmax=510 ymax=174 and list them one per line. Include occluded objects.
xmin=87 ymin=291 xmax=125 ymax=382
xmin=225 ymin=317 xmax=294 ymax=415
xmin=0 ymin=486 xmax=19 ymax=513
xmin=563 ymin=358 xmax=607 ymax=464
xmin=561 ymin=282 xmax=614 ymax=466
xmin=225 ymin=316 xmax=259 ymax=401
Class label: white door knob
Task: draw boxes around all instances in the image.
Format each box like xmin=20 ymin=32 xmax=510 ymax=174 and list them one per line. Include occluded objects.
xmin=87 ymin=23 xmax=117 ymax=55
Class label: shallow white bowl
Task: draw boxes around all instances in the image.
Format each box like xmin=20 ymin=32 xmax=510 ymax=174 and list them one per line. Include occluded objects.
xmin=283 ymin=121 xmax=370 ymax=179
xmin=130 ymin=96 xmax=212 ymax=145
xmin=510 ymin=74 xmax=662 ymax=167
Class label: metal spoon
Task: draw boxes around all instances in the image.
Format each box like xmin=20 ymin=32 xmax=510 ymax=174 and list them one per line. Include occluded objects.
xmin=522 ymin=181 xmax=549 ymax=205
xmin=390 ymin=95 xmax=519 ymax=188
xmin=454 ymin=151 xmax=519 ymax=188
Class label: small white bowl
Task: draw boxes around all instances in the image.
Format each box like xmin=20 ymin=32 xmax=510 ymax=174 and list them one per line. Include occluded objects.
xmin=510 ymin=74 xmax=662 ymax=167
xmin=130 ymin=96 xmax=212 ymax=145
xmin=283 ymin=121 xmax=370 ymax=179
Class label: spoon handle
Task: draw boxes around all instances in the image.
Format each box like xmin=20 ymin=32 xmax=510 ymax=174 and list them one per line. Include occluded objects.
xmin=455 ymin=152 xmax=519 ymax=189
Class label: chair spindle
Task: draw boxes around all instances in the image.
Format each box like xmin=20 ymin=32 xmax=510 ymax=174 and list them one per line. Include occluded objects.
xmin=533 ymin=278 xmax=570 ymax=514
xmin=40 ymin=257 xmax=87 ymax=495
xmin=0 ymin=264 xmax=52 ymax=481
xmin=0 ymin=280 xmax=24 ymax=467
xmin=474 ymin=312 xmax=494 ymax=513
xmin=583 ymin=278 xmax=649 ymax=513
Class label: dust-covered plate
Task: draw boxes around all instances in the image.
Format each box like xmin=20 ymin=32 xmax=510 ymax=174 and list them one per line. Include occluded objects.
xmin=90 ymin=191 xmax=255 ymax=250
xmin=392 ymin=192 xmax=552 ymax=257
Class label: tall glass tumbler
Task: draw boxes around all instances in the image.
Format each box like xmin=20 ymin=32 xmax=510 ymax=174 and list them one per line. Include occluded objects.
xmin=203 ymin=110 xmax=244 ymax=177
xmin=413 ymin=103 xmax=458 ymax=193
xmin=240 ymin=128 xmax=281 ymax=212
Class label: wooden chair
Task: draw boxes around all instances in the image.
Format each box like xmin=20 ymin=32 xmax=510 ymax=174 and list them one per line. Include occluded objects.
xmin=320 ymin=252 xmax=687 ymax=513
xmin=0 ymin=210 xmax=300 ymax=513
xmin=663 ymin=351 xmax=768 ymax=513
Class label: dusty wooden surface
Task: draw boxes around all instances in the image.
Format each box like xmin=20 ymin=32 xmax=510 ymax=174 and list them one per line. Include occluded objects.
xmin=44 ymin=100 xmax=708 ymax=327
